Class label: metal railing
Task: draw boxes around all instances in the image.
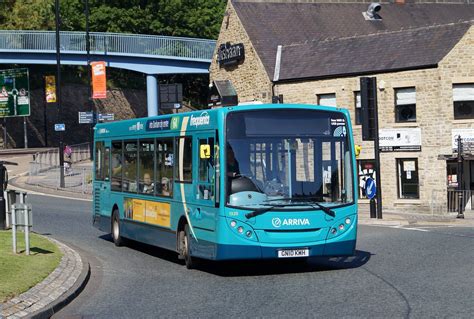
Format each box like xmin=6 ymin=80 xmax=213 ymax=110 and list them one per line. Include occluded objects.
xmin=431 ymin=189 xmax=473 ymax=215
xmin=0 ymin=30 xmax=216 ymax=61
xmin=30 ymin=142 xmax=90 ymax=174
xmin=27 ymin=165 xmax=93 ymax=194
xmin=447 ymin=189 xmax=472 ymax=213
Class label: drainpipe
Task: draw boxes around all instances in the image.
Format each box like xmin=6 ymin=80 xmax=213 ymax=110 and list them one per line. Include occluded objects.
xmin=272 ymin=45 xmax=282 ymax=102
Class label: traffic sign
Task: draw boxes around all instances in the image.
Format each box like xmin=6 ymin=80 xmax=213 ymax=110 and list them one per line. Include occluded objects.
xmin=78 ymin=112 xmax=94 ymax=124
xmin=98 ymin=113 xmax=114 ymax=122
xmin=365 ymin=177 xmax=376 ymax=199
xmin=54 ymin=123 xmax=65 ymax=131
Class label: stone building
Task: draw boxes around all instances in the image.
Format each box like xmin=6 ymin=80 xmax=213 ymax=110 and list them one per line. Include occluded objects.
xmin=210 ymin=0 xmax=474 ymax=213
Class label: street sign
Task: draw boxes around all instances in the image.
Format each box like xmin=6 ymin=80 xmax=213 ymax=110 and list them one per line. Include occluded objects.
xmin=365 ymin=177 xmax=376 ymax=199
xmin=0 ymin=68 xmax=30 ymax=118
xmin=98 ymin=113 xmax=114 ymax=122
xmin=160 ymin=84 xmax=183 ymax=110
xmin=54 ymin=124 xmax=65 ymax=132
xmin=78 ymin=112 xmax=94 ymax=124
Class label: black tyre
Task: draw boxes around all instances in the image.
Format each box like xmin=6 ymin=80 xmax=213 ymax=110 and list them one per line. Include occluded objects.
xmin=183 ymin=224 xmax=198 ymax=269
xmin=112 ymin=210 xmax=124 ymax=247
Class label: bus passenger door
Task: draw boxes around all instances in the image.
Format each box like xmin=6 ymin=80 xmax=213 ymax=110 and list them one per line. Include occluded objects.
xmin=189 ymin=132 xmax=219 ymax=254
xmin=93 ymin=141 xmax=111 ymax=225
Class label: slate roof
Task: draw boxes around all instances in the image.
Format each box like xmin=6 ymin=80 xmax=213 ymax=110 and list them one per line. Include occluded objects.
xmin=232 ymin=1 xmax=474 ymax=81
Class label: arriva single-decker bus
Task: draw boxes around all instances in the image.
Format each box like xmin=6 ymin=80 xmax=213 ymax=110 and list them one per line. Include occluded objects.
xmin=93 ymin=104 xmax=357 ymax=269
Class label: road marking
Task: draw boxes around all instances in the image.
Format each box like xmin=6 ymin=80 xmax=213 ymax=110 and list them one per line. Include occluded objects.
xmin=8 ymin=184 xmax=92 ymax=202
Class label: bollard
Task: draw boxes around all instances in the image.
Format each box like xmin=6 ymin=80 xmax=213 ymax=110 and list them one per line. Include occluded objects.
xmin=370 ymin=198 xmax=377 ymax=219
xmin=11 ymin=203 xmax=16 ymax=254
xmin=11 ymin=203 xmax=32 ymax=255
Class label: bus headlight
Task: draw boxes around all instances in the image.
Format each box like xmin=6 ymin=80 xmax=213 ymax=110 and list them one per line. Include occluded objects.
xmin=345 ymin=218 xmax=351 ymax=225
xmin=237 ymin=226 xmax=244 ymax=234
xmin=245 ymin=230 xmax=252 ymax=238
xmin=230 ymin=220 xmax=237 ymax=228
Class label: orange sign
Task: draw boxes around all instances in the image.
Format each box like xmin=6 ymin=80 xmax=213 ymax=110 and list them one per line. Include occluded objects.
xmin=91 ymin=61 xmax=107 ymax=99
xmin=45 ymin=75 xmax=56 ymax=103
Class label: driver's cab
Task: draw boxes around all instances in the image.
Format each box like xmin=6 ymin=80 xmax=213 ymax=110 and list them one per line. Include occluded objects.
xmin=225 ymin=108 xmax=354 ymax=209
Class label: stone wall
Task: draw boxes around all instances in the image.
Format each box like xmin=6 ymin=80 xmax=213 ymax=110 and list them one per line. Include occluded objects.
xmin=209 ymin=1 xmax=273 ymax=104
xmin=210 ymin=1 xmax=474 ymax=212
xmin=1 ymin=85 xmax=147 ymax=148
xmin=274 ymin=26 xmax=474 ymax=212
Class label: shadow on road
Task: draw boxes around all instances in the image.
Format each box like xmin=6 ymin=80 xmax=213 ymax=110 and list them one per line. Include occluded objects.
xmin=201 ymin=250 xmax=372 ymax=277
xmin=99 ymin=233 xmax=372 ymax=276
xmin=99 ymin=234 xmax=184 ymax=265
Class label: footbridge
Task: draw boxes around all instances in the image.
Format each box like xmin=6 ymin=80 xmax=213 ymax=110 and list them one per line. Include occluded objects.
xmin=0 ymin=30 xmax=216 ymax=115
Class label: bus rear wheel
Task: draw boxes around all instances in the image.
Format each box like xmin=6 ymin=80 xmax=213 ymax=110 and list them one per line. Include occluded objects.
xmin=112 ymin=210 xmax=124 ymax=247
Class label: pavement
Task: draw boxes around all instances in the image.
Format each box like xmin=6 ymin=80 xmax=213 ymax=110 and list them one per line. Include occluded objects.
xmin=0 ymin=148 xmax=473 ymax=318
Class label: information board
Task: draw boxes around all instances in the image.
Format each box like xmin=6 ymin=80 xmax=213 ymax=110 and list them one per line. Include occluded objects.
xmin=0 ymin=68 xmax=30 ymax=118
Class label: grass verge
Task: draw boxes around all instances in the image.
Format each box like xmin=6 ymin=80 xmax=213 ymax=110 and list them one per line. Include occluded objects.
xmin=0 ymin=230 xmax=62 ymax=303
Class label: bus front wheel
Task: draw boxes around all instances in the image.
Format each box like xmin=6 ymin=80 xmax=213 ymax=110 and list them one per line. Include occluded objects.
xmin=181 ymin=224 xmax=197 ymax=269
xmin=112 ymin=211 xmax=124 ymax=247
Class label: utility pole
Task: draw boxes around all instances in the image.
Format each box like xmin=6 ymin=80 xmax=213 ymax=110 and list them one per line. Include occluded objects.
xmin=85 ymin=0 xmax=94 ymax=160
xmin=55 ymin=0 xmax=65 ymax=188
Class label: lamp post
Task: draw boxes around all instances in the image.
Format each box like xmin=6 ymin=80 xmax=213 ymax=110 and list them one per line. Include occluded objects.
xmin=55 ymin=0 xmax=65 ymax=188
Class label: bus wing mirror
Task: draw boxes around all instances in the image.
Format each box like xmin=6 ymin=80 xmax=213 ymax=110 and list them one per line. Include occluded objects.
xmin=200 ymin=144 xmax=211 ymax=159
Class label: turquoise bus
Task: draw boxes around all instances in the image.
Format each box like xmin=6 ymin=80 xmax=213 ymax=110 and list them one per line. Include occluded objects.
xmin=93 ymin=104 xmax=357 ymax=268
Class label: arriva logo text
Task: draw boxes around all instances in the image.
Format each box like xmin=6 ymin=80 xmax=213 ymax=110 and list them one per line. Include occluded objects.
xmin=271 ymin=218 xmax=310 ymax=228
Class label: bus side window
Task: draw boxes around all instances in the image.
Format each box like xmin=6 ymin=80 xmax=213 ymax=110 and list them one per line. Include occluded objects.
xmin=95 ymin=141 xmax=105 ymax=181
xmin=138 ymin=139 xmax=155 ymax=195
xmin=104 ymin=147 xmax=110 ymax=181
xmin=157 ymin=138 xmax=174 ymax=197
xmin=198 ymin=137 xmax=215 ymax=201
xmin=123 ymin=141 xmax=138 ymax=193
xmin=111 ymin=141 xmax=123 ymax=191
xmin=175 ymin=137 xmax=192 ymax=182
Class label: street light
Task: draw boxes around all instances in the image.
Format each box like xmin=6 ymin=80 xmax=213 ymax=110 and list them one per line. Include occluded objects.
xmin=55 ymin=0 xmax=65 ymax=188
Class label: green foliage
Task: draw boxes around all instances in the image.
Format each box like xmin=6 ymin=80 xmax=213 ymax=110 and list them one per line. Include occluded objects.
xmin=0 ymin=0 xmax=226 ymax=108
xmin=1 ymin=0 xmax=226 ymax=39
xmin=2 ymin=0 xmax=55 ymax=30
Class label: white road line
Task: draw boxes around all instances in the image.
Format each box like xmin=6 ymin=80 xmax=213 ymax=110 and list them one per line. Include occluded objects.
xmin=8 ymin=184 xmax=92 ymax=202
xmin=390 ymin=226 xmax=429 ymax=232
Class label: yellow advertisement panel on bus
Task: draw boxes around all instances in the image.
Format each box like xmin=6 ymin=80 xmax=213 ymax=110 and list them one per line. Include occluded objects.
xmin=124 ymin=198 xmax=170 ymax=227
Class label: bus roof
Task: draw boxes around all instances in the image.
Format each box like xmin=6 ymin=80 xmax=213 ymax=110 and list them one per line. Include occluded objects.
xmin=94 ymin=103 xmax=350 ymax=139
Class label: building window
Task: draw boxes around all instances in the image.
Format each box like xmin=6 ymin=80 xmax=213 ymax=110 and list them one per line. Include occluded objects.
xmin=355 ymin=91 xmax=361 ymax=125
xmin=397 ymin=158 xmax=419 ymax=199
xmin=358 ymin=159 xmax=376 ymax=198
xmin=317 ymin=93 xmax=336 ymax=107
xmin=395 ymin=87 xmax=416 ymax=122
xmin=453 ymin=84 xmax=474 ymax=120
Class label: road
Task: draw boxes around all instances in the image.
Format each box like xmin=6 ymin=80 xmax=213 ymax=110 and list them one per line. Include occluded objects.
xmin=28 ymin=194 xmax=474 ymax=318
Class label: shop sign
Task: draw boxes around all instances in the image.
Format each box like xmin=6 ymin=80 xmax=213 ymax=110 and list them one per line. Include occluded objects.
xmin=379 ymin=128 xmax=421 ymax=152
xmin=217 ymin=42 xmax=245 ymax=67
xmin=452 ymin=129 xmax=474 ymax=151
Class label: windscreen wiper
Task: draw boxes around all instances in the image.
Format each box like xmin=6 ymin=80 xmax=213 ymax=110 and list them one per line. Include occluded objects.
xmin=264 ymin=196 xmax=336 ymax=217
xmin=307 ymin=202 xmax=335 ymax=217
xmin=245 ymin=203 xmax=302 ymax=219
